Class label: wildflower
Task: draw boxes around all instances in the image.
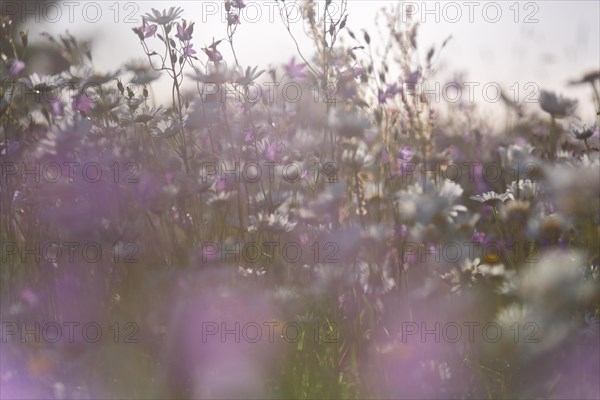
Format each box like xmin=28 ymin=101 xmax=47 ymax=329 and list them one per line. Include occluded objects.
xmin=133 ymin=18 xmax=157 ymax=40
xmin=125 ymin=61 xmax=161 ymax=85
xmin=358 ymin=260 xmax=396 ymax=295
xmin=243 ymin=128 xmax=254 ymax=142
xmin=571 ymin=124 xmax=597 ymax=141
xmin=227 ymin=12 xmax=240 ymax=26
xmin=397 ymin=146 xmax=413 ymax=161
xmin=182 ymin=43 xmax=197 ymax=58
xmin=506 ymin=179 xmax=541 ymax=201
xmin=327 ymin=108 xmax=371 ymax=138
xmin=19 ymin=73 xmax=57 ymax=95
xmin=8 ymin=59 xmax=26 ymax=76
xmin=539 ymin=89 xmax=578 ymax=119
xmin=341 ymin=139 xmax=374 ymax=169
xmin=498 ymin=143 xmax=535 ymax=169
xmin=403 ymin=68 xmax=421 ymax=91
xmin=469 ymin=191 xmax=513 ymax=205
xmin=377 ymin=89 xmax=387 ymax=105
xmin=72 ymin=91 xmax=92 ymax=114
xmin=284 ymin=57 xmax=308 ymax=80
xmin=249 ymin=212 xmax=297 ymax=233
xmin=262 ymin=140 xmax=284 ymax=162
xmin=568 ymin=70 xmax=600 ymax=85
xmin=175 ymin=19 xmax=194 ymax=41
xmin=202 ymin=40 xmax=223 ymax=63
xmin=472 ymin=230 xmax=486 ymax=244
xmin=132 ymin=105 xmax=165 ymax=124
xmin=143 ymin=7 xmax=183 ymax=25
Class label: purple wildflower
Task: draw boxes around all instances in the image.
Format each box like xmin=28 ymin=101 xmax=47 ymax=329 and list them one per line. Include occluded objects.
xmin=133 ymin=18 xmax=157 ymax=40
xmin=404 ymin=68 xmax=421 ymax=86
xmin=263 ymin=141 xmax=283 ymax=162
xmin=378 ymin=89 xmax=387 ymax=105
xmin=227 ymin=12 xmax=240 ymax=26
xmin=183 ymin=43 xmax=197 ymax=58
xmin=72 ymin=92 xmax=92 ymax=114
xmin=203 ymin=40 xmax=223 ymax=63
xmin=9 ymin=59 xmax=26 ymax=76
xmin=397 ymin=146 xmax=414 ymax=161
xmin=176 ymin=19 xmax=194 ymax=41
xmin=230 ymin=0 xmax=246 ymax=8
xmin=284 ymin=57 xmax=308 ymax=80
xmin=243 ymin=128 xmax=254 ymax=142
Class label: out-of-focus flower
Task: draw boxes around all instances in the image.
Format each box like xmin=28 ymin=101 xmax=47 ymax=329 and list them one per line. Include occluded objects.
xmin=379 ymin=83 xmax=403 ymax=104
xmin=144 ymin=7 xmax=183 ymax=25
xmin=358 ymin=259 xmax=396 ymax=295
xmin=469 ymin=191 xmax=513 ymax=205
xmin=396 ymin=180 xmax=467 ymax=230
xmin=175 ymin=19 xmax=194 ymax=41
xmin=539 ymin=89 xmax=578 ymax=119
xmin=403 ymin=68 xmax=421 ymax=91
xmin=72 ymin=91 xmax=92 ymax=114
xmin=283 ymin=57 xmax=308 ymax=80
xmin=570 ymin=124 xmax=597 ymax=141
xmin=506 ymin=179 xmax=541 ymax=201
xmin=377 ymin=89 xmax=387 ymax=105
xmin=520 ymin=250 xmax=594 ymax=311
xmin=248 ymin=211 xmax=297 ymax=233
xmin=341 ymin=139 xmax=375 ymax=169
xmin=568 ymin=70 xmax=600 ymax=85
xmin=328 ymin=107 xmax=371 ymax=138
xmin=125 ymin=60 xmax=162 ymax=85
xmin=132 ymin=105 xmax=165 ymax=124
xmin=18 ymin=73 xmax=57 ymax=95
xmin=260 ymin=140 xmax=284 ymax=162
xmin=8 ymin=59 xmax=25 ymax=76
xmin=397 ymin=146 xmax=414 ymax=161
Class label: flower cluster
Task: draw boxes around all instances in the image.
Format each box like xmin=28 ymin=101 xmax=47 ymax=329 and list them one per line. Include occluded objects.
xmin=0 ymin=3 xmax=598 ymax=400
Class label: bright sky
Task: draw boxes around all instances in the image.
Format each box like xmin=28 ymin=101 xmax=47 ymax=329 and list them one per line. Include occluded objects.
xmin=22 ymin=0 xmax=600 ymax=123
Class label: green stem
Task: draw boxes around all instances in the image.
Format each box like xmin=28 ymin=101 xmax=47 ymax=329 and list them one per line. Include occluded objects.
xmin=492 ymin=205 xmax=515 ymax=269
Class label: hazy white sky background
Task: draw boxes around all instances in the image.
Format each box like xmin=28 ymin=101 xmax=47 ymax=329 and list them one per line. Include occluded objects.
xmin=22 ymin=0 xmax=600 ymax=124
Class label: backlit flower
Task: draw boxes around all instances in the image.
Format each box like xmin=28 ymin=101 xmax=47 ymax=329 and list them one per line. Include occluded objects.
xmin=144 ymin=7 xmax=183 ymax=25
xmin=284 ymin=57 xmax=308 ymax=80
xmin=175 ymin=19 xmax=194 ymax=41
xmin=8 ymin=59 xmax=25 ymax=76
xmin=133 ymin=18 xmax=157 ymax=40
xmin=539 ymin=89 xmax=578 ymax=119
xmin=182 ymin=43 xmax=197 ymax=58
xmin=469 ymin=191 xmax=513 ymax=205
